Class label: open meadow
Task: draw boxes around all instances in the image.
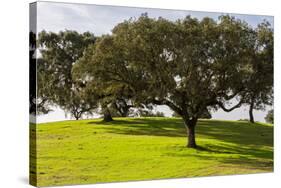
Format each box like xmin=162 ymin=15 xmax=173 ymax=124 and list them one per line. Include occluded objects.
xmin=30 ymin=117 xmax=273 ymax=186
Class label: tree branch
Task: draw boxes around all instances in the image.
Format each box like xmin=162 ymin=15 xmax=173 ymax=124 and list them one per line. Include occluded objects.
xmin=218 ymin=87 xmax=245 ymax=101
xmin=217 ymin=99 xmax=244 ymax=112
xmin=151 ymin=98 xmax=183 ymax=116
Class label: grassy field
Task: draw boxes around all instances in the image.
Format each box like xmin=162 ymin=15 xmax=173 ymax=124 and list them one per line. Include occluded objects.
xmin=30 ymin=117 xmax=273 ymax=186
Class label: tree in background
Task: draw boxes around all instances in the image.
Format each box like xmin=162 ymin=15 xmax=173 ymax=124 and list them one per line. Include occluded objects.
xmin=99 ymin=83 xmax=135 ymax=120
xmin=37 ymin=30 xmax=98 ymax=120
xmin=29 ymin=32 xmax=37 ymax=115
xmin=138 ymin=110 xmax=165 ymax=117
xmin=36 ymin=58 xmax=54 ymax=114
xmin=265 ymin=109 xmax=274 ymax=124
xmin=243 ymin=22 xmax=273 ymax=123
xmin=73 ymin=37 xmax=143 ymax=121
xmin=75 ymin=15 xmax=267 ymax=148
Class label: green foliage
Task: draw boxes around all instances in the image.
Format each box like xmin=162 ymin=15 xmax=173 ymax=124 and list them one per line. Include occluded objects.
xmin=38 ymin=15 xmax=273 ymax=147
xmin=171 ymin=112 xmax=181 ymax=117
xmin=155 ymin=111 xmax=165 ymax=117
xmin=34 ymin=118 xmax=273 ymax=186
xmin=29 ymin=32 xmax=37 ymax=114
xmin=265 ymin=109 xmax=274 ymax=124
xmin=74 ymin=15 xmax=273 ymax=147
xmin=242 ymin=21 xmax=274 ymax=122
xmin=72 ymin=38 xmax=137 ymax=118
xmin=138 ymin=110 xmax=165 ymax=117
xmin=37 ymin=30 xmax=97 ymax=119
xmin=105 ymin=104 xmax=135 ymax=117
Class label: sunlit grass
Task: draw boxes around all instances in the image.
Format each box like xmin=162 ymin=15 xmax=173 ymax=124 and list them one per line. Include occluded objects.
xmin=30 ymin=117 xmax=273 ymax=186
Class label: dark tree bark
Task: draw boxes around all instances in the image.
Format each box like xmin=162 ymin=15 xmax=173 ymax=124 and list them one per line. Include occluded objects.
xmin=183 ymin=117 xmax=198 ymax=148
xmin=113 ymin=100 xmax=132 ymax=117
xmin=187 ymin=125 xmax=196 ymax=148
xmin=151 ymin=98 xmax=199 ymax=148
xmin=72 ymin=107 xmax=87 ymax=120
xmin=103 ymin=107 xmax=113 ymax=122
xmin=120 ymin=107 xmax=129 ymax=117
xmin=72 ymin=111 xmax=81 ymax=120
xmin=249 ymin=100 xmax=254 ymax=123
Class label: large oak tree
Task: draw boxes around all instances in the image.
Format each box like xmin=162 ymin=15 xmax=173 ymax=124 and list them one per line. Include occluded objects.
xmin=37 ymin=30 xmax=98 ymax=120
xmin=73 ymin=42 xmax=141 ymax=121
xmin=74 ymin=15 xmax=272 ymax=148
xmin=243 ymin=22 xmax=273 ymax=123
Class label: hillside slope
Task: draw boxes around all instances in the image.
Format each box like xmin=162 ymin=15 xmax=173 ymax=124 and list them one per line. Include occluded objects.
xmin=30 ymin=117 xmax=273 ymax=186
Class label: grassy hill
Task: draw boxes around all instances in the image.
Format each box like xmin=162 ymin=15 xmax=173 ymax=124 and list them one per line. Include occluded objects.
xmin=30 ymin=117 xmax=273 ymax=186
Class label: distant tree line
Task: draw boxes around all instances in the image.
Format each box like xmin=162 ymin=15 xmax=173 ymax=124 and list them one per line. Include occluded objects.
xmin=30 ymin=14 xmax=273 ymax=148
xmin=265 ymin=109 xmax=274 ymax=124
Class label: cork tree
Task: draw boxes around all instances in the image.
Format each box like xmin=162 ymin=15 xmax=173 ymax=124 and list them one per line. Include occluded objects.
xmin=37 ymin=30 xmax=98 ymax=120
xmin=243 ymin=21 xmax=273 ymax=123
xmin=74 ymin=15 xmax=265 ymax=148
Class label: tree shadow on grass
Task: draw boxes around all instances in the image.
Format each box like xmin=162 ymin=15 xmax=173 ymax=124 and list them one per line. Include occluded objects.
xmin=88 ymin=118 xmax=273 ymax=147
xmin=167 ymin=142 xmax=273 ymax=160
xmin=166 ymin=143 xmax=273 ymax=170
xmin=88 ymin=118 xmax=187 ymax=138
xmin=197 ymin=120 xmax=273 ymax=147
xmin=87 ymin=118 xmax=273 ymax=170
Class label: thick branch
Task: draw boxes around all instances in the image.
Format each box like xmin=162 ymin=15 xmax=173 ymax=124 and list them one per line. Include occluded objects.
xmin=152 ymin=98 xmax=183 ymax=116
xmin=218 ymin=87 xmax=245 ymax=101
xmin=217 ymin=99 xmax=244 ymax=112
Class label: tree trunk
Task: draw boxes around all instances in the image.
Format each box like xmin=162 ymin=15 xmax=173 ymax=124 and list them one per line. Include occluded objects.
xmin=121 ymin=107 xmax=129 ymax=117
xmin=113 ymin=101 xmax=129 ymax=117
xmin=184 ymin=117 xmax=197 ymax=148
xmin=249 ymin=100 xmax=254 ymax=123
xmin=72 ymin=111 xmax=80 ymax=120
xmin=103 ymin=107 xmax=113 ymax=122
xmin=187 ymin=125 xmax=196 ymax=148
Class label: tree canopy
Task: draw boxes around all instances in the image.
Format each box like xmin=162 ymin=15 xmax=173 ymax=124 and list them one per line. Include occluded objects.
xmin=36 ymin=14 xmax=273 ymax=148
xmin=265 ymin=109 xmax=274 ymax=124
xmin=29 ymin=32 xmax=37 ymax=115
xmin=71 ymin=15 xmax=274 ymax=148
xmin=37 ymin=30 xmax=98 ymax=119
xmin=242 ymin=22 xmax=273 ymax=123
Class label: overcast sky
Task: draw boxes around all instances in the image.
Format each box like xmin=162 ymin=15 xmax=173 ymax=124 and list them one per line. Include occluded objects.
xmin=34 ymin=1 xmax=273 ymax=123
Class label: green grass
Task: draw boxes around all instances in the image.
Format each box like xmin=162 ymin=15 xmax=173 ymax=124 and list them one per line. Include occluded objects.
xmin=30 ymin=117 xmax=273 ymax=186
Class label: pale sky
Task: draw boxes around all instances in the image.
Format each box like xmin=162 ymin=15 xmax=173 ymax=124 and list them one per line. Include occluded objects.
xmin=34 ymin=1 xmax=273 ymax=123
